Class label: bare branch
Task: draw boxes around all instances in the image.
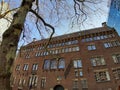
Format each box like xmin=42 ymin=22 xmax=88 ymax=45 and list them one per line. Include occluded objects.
xmin=29 ymin=9 xmax=55 ymax=48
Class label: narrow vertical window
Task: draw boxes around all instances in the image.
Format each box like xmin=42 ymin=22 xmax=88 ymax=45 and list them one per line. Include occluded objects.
xmin=23 ymin=64 xmax=29 ymax=71
xmin=32 ymin=64 xmax=38 ymax=71
xmin=58 ymin=58 xmax=65 ymax=69
xmin=44 ymin=60 xmax=50 ymax=70
xmin=41 ymin=78 xmax=46 ymax=88
xmin=50 ymin=59 xmax=57 ymax=69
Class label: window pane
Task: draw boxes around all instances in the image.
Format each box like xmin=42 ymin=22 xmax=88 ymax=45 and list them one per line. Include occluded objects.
xmin=77 ymin=60 xmax=82 ymax=68
xmin=80 ymin=70 xmax=83 ymax=76
xmin=87 ymin=46 xmax=91 ymax=50
xmin=50 ymin=59 xmax=57 ymax=69
xmin=92 ymin=45 xmax=96 ymax=50
xmin=44 ymin=60 xmax=50 ymax=70
xmin=58 ymin=59 xmax=65 ymax=69
xmin=73 ymin=61 xmax=78 ymax=68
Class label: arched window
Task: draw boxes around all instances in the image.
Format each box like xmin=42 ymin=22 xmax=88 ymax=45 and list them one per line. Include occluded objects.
xmin=58 ymin=58 xmax=65 ymax=69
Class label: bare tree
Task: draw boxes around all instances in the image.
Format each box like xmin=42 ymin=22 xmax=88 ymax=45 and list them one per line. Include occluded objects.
xmin=0 ymin=0 xmax=105 ymax=89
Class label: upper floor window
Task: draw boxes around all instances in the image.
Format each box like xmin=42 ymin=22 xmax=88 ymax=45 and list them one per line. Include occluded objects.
xmin=73 ymin=59 xmax=82 ymax=68
xmin=90 ymin=57 xmax=106 ymax=66
xmin=15 ymin=64 xmax=20 ymax=71
xmin=72 ymin=46 xmax=80 ymax=51
xmin=35 ymin=52 xmax=40 ymax=57
xmin=43 ymin=60 xmax=50 ymax=70
xmin=104 ymin=42 xmax=112 ymax=48
xmin=43 ymin=58 xmax=65 ymax=70
xmin=94 ymin=70 xmax=110 ymax=82
xmin=32 ymin=64 xmax=38 ymax=71
xmin=112 ymin=41 xmax=120 ymax=46
xmin=88 ymin=45 xmax=96 ymax=50
xmin=25 ymin=54 xmax=30 ymax=59
xmin=74 ymin=69 xmax=83 ymax=77
xmin=50 ymin=59 xmax=57 ymax=69
xmin=104 ymin=41 xmax=120 ymax=48
xmin=58 ymin=58 xmax=65 ymax=69
xmin=23 ymin=64 xmax=29 ymax=71
xmin=112 ymin=54 xmax=120 ymax=64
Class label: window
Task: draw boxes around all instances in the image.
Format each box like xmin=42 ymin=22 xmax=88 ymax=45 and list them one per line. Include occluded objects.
xmin=100 ymin=35 xmax=104 ymax=39
xmin=68 ymin=47 xmax=72 ymax=52
xmin=104 ymin=42 xmax=112 ymax=48
xmin=75 ymin=46 xmax=80 ymax=51
xmin=81 ymin=79 xmax=88 ymax=89
xmin=90 ymin=57 xmax=106 ymax=66
xmin=75 ymin=69 xmax=83 ymax=77
xmin=65 ymin=48 xmax=69 ymax=52
xmin=112 ymin=41 xmax=120 ymax=46
xmin=81 ymin=38 xmax=86 ymax=42
xmin=62 ymin=48 xmax=65 ymax=53
xmin=23 ymin=64 xmax=29 ymax=71
xmin=18 ymin=79 xmax=22 ymax=86
xmin=35 ymin=52 xmax=40 ymax=57
xmin=72 ymin=40 xmax=78 ymax=44
xmin=112 ymin=67 xmax=120 ymax=79
xmin=15 ymin=64 xmax=20 ymax=71
xmin=32 ymin=64 xmax=38 ymax=70
xmin=104 ymin=41 xmax=120 ymax=48
xmin=94 ymin=70 xmax=110 ymax=82
xmin=112 ymin=54 xmax=120 ymax=64
xmin=22 ymin=79 xmax=26 ymax=86
xmin=50 ymin=59 xmax=57 ymax=69
xmin=28 ymin=75 xmax=38 ymax=88
xmin=43 ymin=58 xmax=65 ymax=70
xmin=73 ymin=81 xmax=79 ymax=90
xmin=43 ymin=60 xmax=50 ymax=70
xmin=55 ymin=49 xmax=58 ymax=54
xmin=73 ymin=59 xmax=82 ymax=68
xmin=25 ymin=54 xmax=30 ymax=59
xmin=72 ymin=46 xmax=80 ymax=51
xmin=18 ymin=79 xmax=26 ymax=87
xmin=58 ymin=49 xmax=61 ymax=53
xmin=58 ymin=58 xmax=65 ymax=69
xmin=41 ymin=77 xmax=46 ymax=88
xmin=88 ymin=45 xmax=96 ymax=50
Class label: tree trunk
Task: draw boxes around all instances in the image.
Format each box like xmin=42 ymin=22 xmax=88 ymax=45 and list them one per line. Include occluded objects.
xmin=0 ymin=0 xmax=35 ymax=90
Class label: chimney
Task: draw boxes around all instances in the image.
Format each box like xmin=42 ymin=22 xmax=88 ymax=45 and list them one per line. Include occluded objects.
xmin=33 ymin=38 xmax=36 ymax=42
xmin=102 ymin=22 xmax=107 ymax=27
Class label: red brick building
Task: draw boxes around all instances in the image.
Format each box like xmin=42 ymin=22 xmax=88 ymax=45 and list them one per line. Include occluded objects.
xmin=11 ymin=23 xmax=120 ymax=90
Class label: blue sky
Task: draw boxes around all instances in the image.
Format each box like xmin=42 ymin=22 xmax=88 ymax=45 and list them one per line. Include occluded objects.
xmin=1 ymin=0 xmax=120 ymax=46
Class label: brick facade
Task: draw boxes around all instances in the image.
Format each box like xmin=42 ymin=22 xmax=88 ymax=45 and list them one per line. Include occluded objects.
xmin=11 ymin=25 xmax=120 ymax=90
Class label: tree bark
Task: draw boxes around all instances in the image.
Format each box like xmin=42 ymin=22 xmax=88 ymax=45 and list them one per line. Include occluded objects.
xmin=0 ymin=0 xmax=35 ymax=90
